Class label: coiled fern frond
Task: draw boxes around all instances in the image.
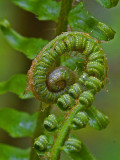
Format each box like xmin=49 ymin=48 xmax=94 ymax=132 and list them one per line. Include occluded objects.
xmin=27 ymin=32 xmax=109 ymax=160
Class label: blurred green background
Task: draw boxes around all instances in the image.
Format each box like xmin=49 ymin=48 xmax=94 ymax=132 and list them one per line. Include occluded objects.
xmin=0 ymin=0 xmax=120 ymax=159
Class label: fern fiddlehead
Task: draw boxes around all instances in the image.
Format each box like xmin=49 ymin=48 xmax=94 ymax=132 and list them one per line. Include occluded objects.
xmin=27 ymin=32 xmax=107 ymax=159
xmin=27 ymin=32 xmax=106 ymax=102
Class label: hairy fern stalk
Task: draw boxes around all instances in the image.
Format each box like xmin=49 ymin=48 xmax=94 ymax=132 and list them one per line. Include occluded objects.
xmin=0 ymin=0 xmax=119 ymax=160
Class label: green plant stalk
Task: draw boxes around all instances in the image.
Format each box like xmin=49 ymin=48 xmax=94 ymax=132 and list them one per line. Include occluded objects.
xmin=49 ymin=104 xmax=85 ymax=160
xmin=30 ymin=103 xmax=51 ymax=160
xmin=56 ymin=0 xmax=73 ymax=36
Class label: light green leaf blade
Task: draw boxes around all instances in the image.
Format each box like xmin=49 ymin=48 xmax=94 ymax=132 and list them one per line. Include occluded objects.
xmin=12 ymin=0 xmax=61 ymax=21
xmin=0 ymin=19 xmax=48 ymax=60
xmin=86 ymin=106 xmax=109 ymax=130
xmin=61 ymin=55 xmax=85 ymax=75
xmin=62 ymin=136 xmax=96 ymax=160
xmin=0 ymin=143 xmax=30 ymax=160
xmin=0 ymin=74 xmax=33 ymax=99
xmin=68 ymin=2 xmax=115 ymax=41
xmin=96 ymin=0 xmax=119 ymax=8
xmin=0 ymin=108 xmax=38 ymax=137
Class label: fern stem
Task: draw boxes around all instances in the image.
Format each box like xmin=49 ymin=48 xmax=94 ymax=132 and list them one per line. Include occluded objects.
xmin=56 ymin=0 xmax=73 ymax=35
xmin=49 ymin=104 xmax=85 ymax=160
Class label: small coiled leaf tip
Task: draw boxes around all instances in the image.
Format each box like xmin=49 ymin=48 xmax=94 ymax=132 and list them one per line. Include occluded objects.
xmin=57 ymin=94 xmax=74 ymax=111
xmin=44 ymin=114 xmax=58 ymax=131
xmin=68 ymin=83 xmax=82 ymax=99
xmin=85 ymin=76 xmax=102 ymax=94
xmin=34 ymin=135 xmax=48 ymax=152
xmin=79 ymin=91 xmax=94 ymax=107
xmin=64 ymin=138 xmax=82 ymax=152
xmin=72 ymin=111 xmax=89 ymax=129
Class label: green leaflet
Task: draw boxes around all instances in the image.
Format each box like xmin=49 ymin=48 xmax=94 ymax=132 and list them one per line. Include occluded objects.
xmin=68 ymin=2 xmax=115 ymax=41
xmin=62 ymin=135 xmax=96 ymax=160
xmin=61 ymin=55 xmax=85 ymax=75
xmin=96 ymin=0 xmax=119 ymax=8
xmin=0 ymin=108 xmax=38 ymax=137
xmin=0 ymin=74 xmax=33 ymax=99
xmin=0 ymin=19 xmax=48 ymax=60
xmin=12 ymin=0 xmax=61 ymax=21
xmin=0 ymin=143 xmax=30 ymax=160
xmin=86 ymin=106 xmax=109 ymax=130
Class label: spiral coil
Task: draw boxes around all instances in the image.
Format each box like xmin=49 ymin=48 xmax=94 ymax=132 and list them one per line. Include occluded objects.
xmin=27 ymin=32 xmax=106 ymax=108
xmin=44 ymin=114 xmax=58 ymax=131
xmin=64 ymin=138 xmax=82 ymax=152
xmin=34 ymin=135 xmax=48 ymax=152
xmin=72 ymin=111 xmax=89 ymax=129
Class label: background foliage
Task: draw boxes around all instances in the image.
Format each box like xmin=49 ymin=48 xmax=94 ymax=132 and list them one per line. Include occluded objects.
xmin=0 ymin=0 xmax=120 ymax=159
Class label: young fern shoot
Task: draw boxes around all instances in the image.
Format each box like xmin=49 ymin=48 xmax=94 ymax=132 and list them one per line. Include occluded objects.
xmin=27 ymin=32 xmax=109 ymax=160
